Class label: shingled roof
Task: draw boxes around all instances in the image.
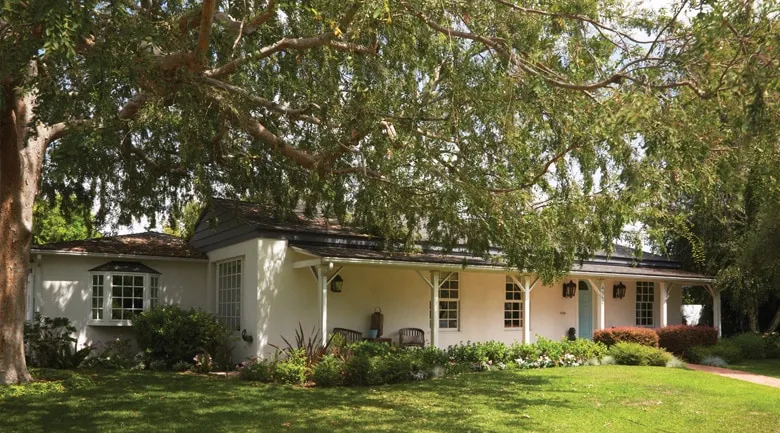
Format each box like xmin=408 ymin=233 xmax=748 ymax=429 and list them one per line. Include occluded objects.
xmin=32 ymin=232 xmax=207 ymax=259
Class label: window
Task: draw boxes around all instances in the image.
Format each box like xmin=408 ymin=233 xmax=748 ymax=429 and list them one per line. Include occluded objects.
xmin=438 ymin=272 xmax=459 ymax=329
xmin=217 ymin=258 xmax=242 ymax=332
xmin=504 ymin=276 xmax=523 ymax=328
xmin=91 ymin=275 xmax=104 ymax=320
xmin=635 ymin=281 xmax=655 ymax=326
xmin=111 ymin=275 xmax=145 ymax=320
xmin=150 ymin=275 xmax=160 ymax=308
xmin=88 ymin=261 xmax=161 ymax=323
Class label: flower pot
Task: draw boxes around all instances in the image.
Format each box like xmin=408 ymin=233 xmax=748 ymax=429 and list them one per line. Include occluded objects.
xmin=367 ymin=329 xmax=378 ymax=339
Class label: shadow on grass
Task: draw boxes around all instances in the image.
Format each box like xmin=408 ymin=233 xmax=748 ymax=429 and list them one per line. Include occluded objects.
xmin=0 ymin=369 xmax=575 ymax=433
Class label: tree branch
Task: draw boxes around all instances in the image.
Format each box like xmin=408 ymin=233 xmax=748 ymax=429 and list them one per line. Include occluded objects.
xmin=194 ymin=0 xmax=217 ymax=68
xmin=204 ymin=2 xmax=364 ymax=79
xmin=487 ymin=142 xmax=581 ymax=194
xmin=202 ymin=77 xmax=323 ymax=125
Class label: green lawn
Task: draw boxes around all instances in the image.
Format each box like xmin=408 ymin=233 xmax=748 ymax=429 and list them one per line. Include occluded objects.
xmin=725 ymin=359 xmax=780 ymax=379
xmin=1 ymin=366 xmax=778 ymax=433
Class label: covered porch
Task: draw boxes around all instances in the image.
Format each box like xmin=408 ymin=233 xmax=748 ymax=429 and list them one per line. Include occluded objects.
xmin=291 ymin=246 xmax=717 ymax=348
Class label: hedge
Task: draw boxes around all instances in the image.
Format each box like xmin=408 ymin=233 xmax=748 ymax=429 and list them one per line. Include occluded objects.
xmin=655 ymin=325 xmax=718 ymax=357
xmin=593 ymin=327 xmax=659 ymax=348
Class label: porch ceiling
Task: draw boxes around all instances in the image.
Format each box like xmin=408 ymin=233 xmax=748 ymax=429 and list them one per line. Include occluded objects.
xmin=291 ymin=245 xmax=714 ymax=284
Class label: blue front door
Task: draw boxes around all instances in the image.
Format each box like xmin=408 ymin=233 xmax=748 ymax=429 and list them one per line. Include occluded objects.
xmin=578 ymin=281 xmax=593 ymax=339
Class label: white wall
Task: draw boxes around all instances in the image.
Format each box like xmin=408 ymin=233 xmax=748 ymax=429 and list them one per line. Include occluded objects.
xmin=32 ymin=247 xmax=689 ymax=359
xmin=33 ymin=254 xmax=208 ymax=349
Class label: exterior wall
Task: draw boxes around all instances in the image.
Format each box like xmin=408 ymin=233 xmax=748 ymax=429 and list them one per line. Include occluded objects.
xmin=294 ymin=264 xmax=688 ymax=349
xmin=31 ymin=242 xmax=689 ymax=361
xmin=206 ymin=239 xmax=318 ymax=360
xmin=32 ymin=254 xmax=208 ymax=349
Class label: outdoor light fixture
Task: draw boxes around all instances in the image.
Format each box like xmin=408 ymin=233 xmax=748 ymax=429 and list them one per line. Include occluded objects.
xmin=613 ymin=281 xmax=627 ymax=299
xmin=330 ymin=274 xmax=344 ymax=293
xmin=562 ymin=280 xmax=577 ymax=298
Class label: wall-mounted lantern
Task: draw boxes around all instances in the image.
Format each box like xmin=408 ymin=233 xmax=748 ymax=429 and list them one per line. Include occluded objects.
xmin=562 ymin=280 xmax=577 ymax=298
xmin=613 ymin=281 xmax=627 ymax=299
xmin=330 ymin=274 xmax=344 ymax=293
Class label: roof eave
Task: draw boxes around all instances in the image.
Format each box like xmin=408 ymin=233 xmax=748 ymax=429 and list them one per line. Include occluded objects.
xmin=294 ymin=252 xmax=714 ymax=284
xmin=30 ymin=248 xmax=208 ymax=262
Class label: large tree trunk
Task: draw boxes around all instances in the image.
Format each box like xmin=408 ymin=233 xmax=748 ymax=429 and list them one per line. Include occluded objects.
xmin=0 ymin=81 xmax=47 ymax=384
xmin=767 ymin=305 xmax=780 ymax=333
xmin=747 ymin=308 xmax=760 ymax=333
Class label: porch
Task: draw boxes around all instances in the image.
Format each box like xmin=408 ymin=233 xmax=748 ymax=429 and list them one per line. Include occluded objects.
xmin=292 ymin=246 xmax=718 ymax=348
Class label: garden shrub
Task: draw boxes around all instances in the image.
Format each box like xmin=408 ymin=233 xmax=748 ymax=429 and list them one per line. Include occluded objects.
xmin=600 ymin=355 xmax=616 ymax=365
xmin=593 ymin=327 xmax=659 ymax=348
xmin=665 ymin=355 xmax=686 ymax=369
xmin=133 ymin=305 xmax=234 ymax=368
xmin=23 ymin=313 xmax=92 ymax=369
xmin=415 ymin=346 xmax=449 ymax=369
xmin=148 ymin=359 xmax=168 ymax=371
xmin=81 ymin=338 xmax=139 ymax=370
xmin=700 ymin=355 xmax=728 ymax=368
xmin=688 ymin=340 xmax=743 ymax=364
xmin=708 ymin=340 xmax=743 ymax=363
xmin=728 ymin=333 xmax=766 ymax=360
xmin=192 ymin=352 xmax=214 ymax=374
xmin=343 ymin=353 xmax=380 ymax=386
xmin=172 ymin=360 xmax=191 ymax=372
xmin=655 ymin=325 xmax=717 ymax=357
xmin=238 ymin=357 xmax=274 ymax=382
xmin=561 ymin=338 xmax=608 ymax=361
xmin=686 ymin=345 xmax=712 ymax=364
xmin=312 ymin=354 xmax=344 ymax=386
xmin=609 ymin=342 xmax=670 ymax=366
xmin=763 ymin=333 xmax=780 ymax=358
xmin=273 ymin=349 xmax=308 ymax=384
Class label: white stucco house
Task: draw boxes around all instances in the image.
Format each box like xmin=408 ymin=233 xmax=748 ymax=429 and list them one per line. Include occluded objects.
xmin=28 ymin=198 xmax=720 ymax=360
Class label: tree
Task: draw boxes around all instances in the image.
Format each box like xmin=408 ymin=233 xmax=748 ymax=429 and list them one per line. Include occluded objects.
xmin=163 ymin=200 xmax=203 ymax=240
xmin=650 ymin=1 xmax=779 ymax=333
xmin=0 ymin=0 xmax=770 ymax=383
xmin=32 ymin=195 xmax=101 ymax=245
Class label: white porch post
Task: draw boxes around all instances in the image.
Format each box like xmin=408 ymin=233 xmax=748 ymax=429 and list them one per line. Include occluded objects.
xmin=705 ymin=284 xmax=722 ymax=338
xmin=511 ymin=275 xmax=538 ymax=344
xmin=586 ymin=279 xmax=606 ymax=331
xmin=430 ymin=270 xmax=440 ymax=348
xmin=523 ymin=277 xmax=532 ymax=344
xmin=714 ymin=289 xmax=722 ymax=338
xmin=660 ymin=281 xmax=668 ymax=328
xmin=317 ymin=265 xmax=328 ymax=346
xmin=598 ymin=280 xmax=606 ymax=331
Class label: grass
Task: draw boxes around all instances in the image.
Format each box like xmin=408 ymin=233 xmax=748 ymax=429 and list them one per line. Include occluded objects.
xmin=725 ymin=359 xmax=780 ymax=378
xmin=1 ymin=366 xmax=779 ymax=433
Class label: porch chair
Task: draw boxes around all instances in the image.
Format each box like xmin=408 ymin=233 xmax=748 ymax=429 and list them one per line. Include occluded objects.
xmin=399 ymin=328 xmax=425 ymax=347
xmin=332 ymin=327 xmax=363 ymax=344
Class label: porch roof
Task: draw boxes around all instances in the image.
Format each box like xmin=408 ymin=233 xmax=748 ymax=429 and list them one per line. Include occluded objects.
xmin=292 ymin=245 xmax=713 ymax=284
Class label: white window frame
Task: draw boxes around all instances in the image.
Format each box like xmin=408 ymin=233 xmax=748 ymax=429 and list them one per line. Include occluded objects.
xmin=216 ymin=257 xmax=242 ymax=332
xmin=504 ymin=276 xmax=523 ymax=329
xmin=88 ymin=272 xmax=158 ymax=326
xmin=635 ymin=281 xmax=655 ymax=327
xmin=438 ymin=272 xmax=460 ymax=330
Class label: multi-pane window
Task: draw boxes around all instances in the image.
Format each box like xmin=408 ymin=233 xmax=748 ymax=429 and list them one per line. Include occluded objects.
xmin=91 ymin=275 xmax=104 ymax=320
xmin=438 ymin=272 xmax=459 ymax=329
xmin=150 ymin=275 xmax=160 ymax=308
xmin=89 ymin=261 xmax=160 ymax=323
xmin=635 ymin=281 xmax=655 ymax=326
xmin=111 ymin=275 xmax=145 ymax=320
xmin=504 ymin=276 xmax=523 ymax=328
xmin=217 ymin=258 xmax=242 ymax=331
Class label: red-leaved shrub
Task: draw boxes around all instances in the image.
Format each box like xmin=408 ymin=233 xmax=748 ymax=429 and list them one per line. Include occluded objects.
xmin=655 ymin=325 xmax=718 ymax=357
xmin=593 ymin=327 xmax=659 ymax=348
